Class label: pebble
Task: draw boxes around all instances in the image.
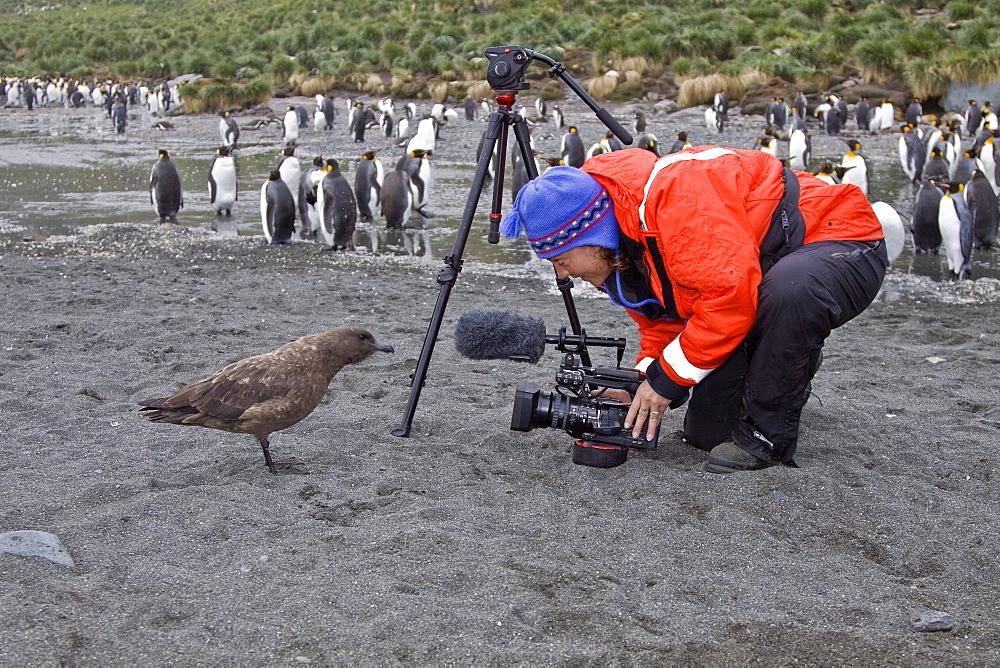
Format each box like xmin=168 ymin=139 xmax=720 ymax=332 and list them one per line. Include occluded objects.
xmin=913 ymin=610 xmax=956 ymax=632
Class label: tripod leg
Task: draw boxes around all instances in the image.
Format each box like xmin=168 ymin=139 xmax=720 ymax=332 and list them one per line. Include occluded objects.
xmin=393 ymin=108 xmax=513 ymax=438
xmin=510 ymin=115 xmax=593 ymax=367
xmin=511 ymin=118 xmax=538 ymax=180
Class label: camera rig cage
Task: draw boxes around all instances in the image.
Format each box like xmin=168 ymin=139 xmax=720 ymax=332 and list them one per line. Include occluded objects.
xmin=510 ymin=328 xmax=661 ymax=469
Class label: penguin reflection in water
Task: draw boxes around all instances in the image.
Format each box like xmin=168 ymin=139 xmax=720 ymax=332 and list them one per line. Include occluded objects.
xmin=260 ymin=171 xmax=296 ymax=244
xmin=149 ymin=148 xmax=183 ymax=224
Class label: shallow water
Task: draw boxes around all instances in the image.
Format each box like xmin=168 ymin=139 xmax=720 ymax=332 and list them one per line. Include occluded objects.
xmin=0 ymin=103 xmax=997 ymax=282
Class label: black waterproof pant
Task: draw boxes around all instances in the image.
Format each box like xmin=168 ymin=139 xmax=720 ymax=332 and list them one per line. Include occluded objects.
xmin=682 ymin=239 xmax=888 ymax=464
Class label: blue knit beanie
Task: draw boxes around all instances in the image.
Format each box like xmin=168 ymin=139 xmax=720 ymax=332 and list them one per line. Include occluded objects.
xmin=500 ymin=165 xmax=619 ymax=258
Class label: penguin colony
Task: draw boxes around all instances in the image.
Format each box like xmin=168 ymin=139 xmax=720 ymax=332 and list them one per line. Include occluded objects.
xmin=6 ymin=76 xmax=997 ymax=278
xmin=756 ymin=93 xmax=998 ymax=279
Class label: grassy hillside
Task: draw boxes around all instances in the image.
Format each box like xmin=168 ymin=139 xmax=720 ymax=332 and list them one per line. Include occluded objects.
xmin=3 ymin=0 xmax=1000 ymax=105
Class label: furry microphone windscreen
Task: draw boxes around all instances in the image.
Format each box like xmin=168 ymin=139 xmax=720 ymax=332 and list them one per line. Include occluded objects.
xmin=454 ymin=310 xmax=547 ymax=364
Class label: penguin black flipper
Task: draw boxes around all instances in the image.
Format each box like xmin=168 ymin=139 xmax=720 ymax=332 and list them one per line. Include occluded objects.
xmin=954 ymin=192 xmax=975 ymax=277
xmin=208 ymin=174 xmax=218 ymax=205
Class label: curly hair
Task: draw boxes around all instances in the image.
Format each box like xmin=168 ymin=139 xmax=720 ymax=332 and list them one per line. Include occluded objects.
xmin=599 ymin=247 xmax=629 ymax=273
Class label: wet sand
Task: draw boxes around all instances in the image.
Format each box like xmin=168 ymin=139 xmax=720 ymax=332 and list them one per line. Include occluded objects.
xmin=1 ymin=95 xmax=999 ymax=663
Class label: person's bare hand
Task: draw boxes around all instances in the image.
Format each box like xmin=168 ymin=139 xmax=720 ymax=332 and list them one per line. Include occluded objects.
xmin=623 ymin=380 xmax=671 ymax=441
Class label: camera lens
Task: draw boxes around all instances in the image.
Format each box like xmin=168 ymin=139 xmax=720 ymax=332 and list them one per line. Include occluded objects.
xmin=511 ymin=380 xmax=554 ymax=431
xmin=511 ymin=380 xmax=607 ymax=435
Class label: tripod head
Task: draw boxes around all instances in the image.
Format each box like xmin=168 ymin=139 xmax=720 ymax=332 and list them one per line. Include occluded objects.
xmin=484 ymin=45 xmax=632 ymax=145
xmin=484 ymin=46 xmax=533 ymax=92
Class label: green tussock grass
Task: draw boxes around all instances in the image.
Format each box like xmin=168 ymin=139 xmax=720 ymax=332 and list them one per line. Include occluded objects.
xmin=3 ymin=0 xmax=1000 ymax=108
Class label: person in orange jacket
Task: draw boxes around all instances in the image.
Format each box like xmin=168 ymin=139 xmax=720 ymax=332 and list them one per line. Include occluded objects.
xmin=500 ymin=146 xmax=887 ymax=473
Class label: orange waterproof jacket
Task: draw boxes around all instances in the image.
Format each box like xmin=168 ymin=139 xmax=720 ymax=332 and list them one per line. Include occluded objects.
xmin=582 ymin=146 xmax=883 ymax=393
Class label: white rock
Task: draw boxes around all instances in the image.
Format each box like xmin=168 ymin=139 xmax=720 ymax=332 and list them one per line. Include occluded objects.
xmin=0 ymin=530 xmax=75 ymax=568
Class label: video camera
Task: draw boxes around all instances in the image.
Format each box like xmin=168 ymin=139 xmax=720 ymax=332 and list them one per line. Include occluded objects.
xmin=509 ymin=330 xmax=660 ymax=469
xmin=455 ymin=310 xmax=659 ymax=468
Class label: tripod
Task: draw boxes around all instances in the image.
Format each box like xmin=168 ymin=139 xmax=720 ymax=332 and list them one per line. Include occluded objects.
xmin=392 ymin=46 xmax=632 ymax=438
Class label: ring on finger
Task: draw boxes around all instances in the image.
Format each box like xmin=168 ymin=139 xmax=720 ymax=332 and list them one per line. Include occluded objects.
xmin=650 ymin=411 xmax=661 ymax=416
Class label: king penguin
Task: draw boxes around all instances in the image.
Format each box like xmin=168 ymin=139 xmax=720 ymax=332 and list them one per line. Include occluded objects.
xmin=922 ymin=147 xmax=950 ymax=183
xmin=714 ymin=90 xmax=729 ymax=119
xmin=316 ymin=159 xmax=357 ymax=251
xmin=219 ymin=110 xmax=239 ymax=149
xmin=282 ymin=106 xmax=299 ymax=145
xmin=538 ymin=157 xmax=562 ymax=171
xmin=634 ymin=132 xmax=659 ymax=156
xmin=111 ymin=98 xmax=127 ymax=135
xmin=534 ymin=96 xmax=547 ymax=119
xmin=294 ymin=104 xmax=309 ymax=128
xmin=396 ymin=149 xmax=431 ymax=216
xmin=755 ymin=134 xmax=778 ymax=157
xmin=380 ymin=169 xmax=413 ymax=230
xmin=821 ymin=98 xmax=842 ymax=135
xmin=274 ymin=146 xmax=300 ymax=221
xmin=813 ymin=162 xmax=840 ymax=185
xmin=349 ymin=102 xmax=367 ymax=143
xmin=511 ymin=145 xmax=540 ymax=203
xmin=840 ymin=139 xmax=869 ymax=197
xmin=260 ymin=171 xmax=296 ymax=244
xmin=867 ymin=105 xmax=882 ymax=135
xmin=313 ymin=107 xmax=328 ymax=132
xmin=788 ymin=127 xmax=810 ymax=171
xmin=354 ymin=150 xmax=383 ymax=222
xmin=298 ymin=155 xmax=325 ymax=239
xmin=911 ymin=179 xmax=943 ymax=254
xmin=937 ymin=182 xmax=974 ymax=279
xmin=320 ymin=93 xmax=335 ymax=129
xmin=560 ymin=126 xmax=585 ymax=168
xmin=552 ymin=104 xmax=564 ymax=129
xmin=898 ymin=124 xmax=926 ymax=183
xmin=705 ymin=105 xmax=723 ymax=133
xmin=208 ymin=145 xmax=237 ymax=217
xmin=855 ymin=97 xmax=871 ymax=131
xmin=634 ymin=110 xmax=647 ymax=134
xmin=965 ymin=169 xmax=999 ymax=249
xmin=964 ymin=100 xmax=982 ymax=137
xmin=950 ymin=148 xmax=981 ymax=184
xmin=765 ymin=98 xmax=787 ymax=132
xmin=149 ymin=148 xmax=183 ymax=224
xmin=978 ymin=135 xmax=999 ymax=196
xmin=405 ymin=117 xmax=437 ymax=154
xmin=879 ymin=100 xmax=894 ymax=131
xmin=669 ymin=131 xmax=692 ymax=155
xmin=905 ymin=97 xmax=923 ymax=126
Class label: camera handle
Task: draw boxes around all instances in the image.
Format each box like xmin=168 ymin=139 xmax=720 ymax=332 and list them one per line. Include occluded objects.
xmin=393 ymin=47 xmax=628 ymax=438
